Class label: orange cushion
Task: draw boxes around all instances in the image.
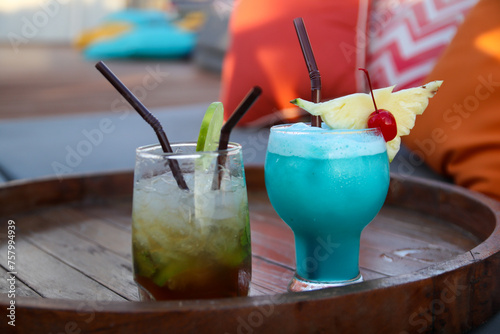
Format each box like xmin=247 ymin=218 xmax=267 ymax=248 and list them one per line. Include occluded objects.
xmin=220 ymin=0 xmax=370 ymax=126
xmin=403 ymin=0 xmax=500 ymax=201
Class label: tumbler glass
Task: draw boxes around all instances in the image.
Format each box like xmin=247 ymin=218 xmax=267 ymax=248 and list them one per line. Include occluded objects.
xmin=132 ymin=142 xmax=251 ymax=300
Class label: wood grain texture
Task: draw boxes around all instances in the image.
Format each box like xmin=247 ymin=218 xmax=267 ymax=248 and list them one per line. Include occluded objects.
xmin=0 ymin=46 xmax=221 ymax=120
xmin=0 ymin=167 xmax=499 ymax=333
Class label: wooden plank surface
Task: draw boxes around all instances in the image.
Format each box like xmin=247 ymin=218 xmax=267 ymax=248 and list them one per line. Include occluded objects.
xmin=0 ymin=235 xmax=125 ymax=301
xmin=0 ymin=175 xmax=484 ymax=301
xmin=0 ymin=266 xmax=40 ymax=299
xmin=0 ymin=169 xmax=499 ymax=334
xmin=0 ymin=45 xmax=221 ymax=120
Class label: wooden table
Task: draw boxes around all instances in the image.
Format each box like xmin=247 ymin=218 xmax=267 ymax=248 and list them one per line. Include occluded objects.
xmin=0 ymin=45 xmax=221 ymax=120
xmin=1 ymin=167 xmax=499 ymax=333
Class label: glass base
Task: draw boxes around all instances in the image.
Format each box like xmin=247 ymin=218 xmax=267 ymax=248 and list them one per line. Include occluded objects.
xmin=288 ymin=273 xmax=363 ymax=292
xmin=137 ymin=284 xmax=155 ymax=301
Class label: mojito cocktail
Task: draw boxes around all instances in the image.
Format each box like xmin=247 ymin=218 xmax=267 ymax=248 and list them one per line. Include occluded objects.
xmin=132 ymin=143 xmax=251 ymax=300
xmin=265 ymin=124 xmax=390 ymax=291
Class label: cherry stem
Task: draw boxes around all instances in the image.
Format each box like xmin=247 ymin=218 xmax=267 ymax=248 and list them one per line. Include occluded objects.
xmin=359 ymin=68 xmax=379 ymax=113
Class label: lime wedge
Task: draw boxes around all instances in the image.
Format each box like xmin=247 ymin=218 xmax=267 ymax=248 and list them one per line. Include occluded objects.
xmin=196 ymin=102 xmax=224 ymax=152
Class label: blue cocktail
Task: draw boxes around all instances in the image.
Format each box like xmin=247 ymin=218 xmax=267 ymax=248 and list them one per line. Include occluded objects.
xmin=265 ymin=123 xmax=390 ymax=291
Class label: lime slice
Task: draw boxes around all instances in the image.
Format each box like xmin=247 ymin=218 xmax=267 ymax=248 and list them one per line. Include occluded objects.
xmin=196 ymin=102 xmax=224 ymax=152
xmin=133 ymin=247 xmax=157 ymax=277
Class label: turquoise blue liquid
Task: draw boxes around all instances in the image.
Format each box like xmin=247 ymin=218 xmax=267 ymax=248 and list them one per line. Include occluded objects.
xmin=265 ymin=126 xmax=390 ymax=282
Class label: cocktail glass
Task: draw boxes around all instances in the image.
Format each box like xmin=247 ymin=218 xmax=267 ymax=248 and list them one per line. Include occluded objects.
xmin=265 ymin=124 xmax=390 ymax=291
xmin=132 ymin=142 xmax=252 ymax=300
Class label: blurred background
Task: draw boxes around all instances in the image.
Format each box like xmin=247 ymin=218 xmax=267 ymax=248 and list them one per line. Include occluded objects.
xmin=0 ymin=0 xmax=231 ymax=120
xmin=0 ymin=0 xmax=263 ymax=182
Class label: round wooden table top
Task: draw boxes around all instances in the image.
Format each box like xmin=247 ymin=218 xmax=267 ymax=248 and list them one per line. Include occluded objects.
xmin=0 ymin=167 xmax=499 ymax=333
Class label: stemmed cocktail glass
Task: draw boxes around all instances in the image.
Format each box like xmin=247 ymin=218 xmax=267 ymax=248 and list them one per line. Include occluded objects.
xmin=265 ymin=124 xmax=390 ymax=291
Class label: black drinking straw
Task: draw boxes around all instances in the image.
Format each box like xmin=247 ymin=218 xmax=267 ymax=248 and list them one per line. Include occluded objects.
xmin=293 ymin=17 xmax=322 ymax=128
xmin=212 ymin=86 xmax=262 ymax=190
xmin=95 ymin=61 xmax=189 ymax=191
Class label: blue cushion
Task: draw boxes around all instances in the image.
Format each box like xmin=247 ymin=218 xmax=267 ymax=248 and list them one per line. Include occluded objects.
xmin=84 ymin=24 xmax=196 ymax=59
xmin=103 ymin=9 xmax=173 ymax=25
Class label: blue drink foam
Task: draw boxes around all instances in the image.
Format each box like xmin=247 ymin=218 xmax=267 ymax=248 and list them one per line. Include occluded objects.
xmin=267 ymin=123 xmax=387 ymax=159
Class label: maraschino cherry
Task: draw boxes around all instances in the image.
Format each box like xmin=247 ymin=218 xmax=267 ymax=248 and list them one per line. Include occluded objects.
xmin=359 ymin=68 xmax=397 ymax=142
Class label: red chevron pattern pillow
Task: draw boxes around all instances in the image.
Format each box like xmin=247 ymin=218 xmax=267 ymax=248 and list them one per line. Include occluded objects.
xmin=366 ymin=0 xmax=478 ymax=90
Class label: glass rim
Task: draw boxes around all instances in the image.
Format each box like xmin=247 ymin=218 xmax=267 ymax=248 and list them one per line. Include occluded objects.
xmin=270 ymin=123 xmax=383 ymax=136
xmin=136 ymin=142 xmax=242 ymax=159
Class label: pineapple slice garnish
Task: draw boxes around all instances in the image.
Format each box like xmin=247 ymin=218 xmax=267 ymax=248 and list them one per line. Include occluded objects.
xmin=290 ymin=81 xmax=443 ymax=161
